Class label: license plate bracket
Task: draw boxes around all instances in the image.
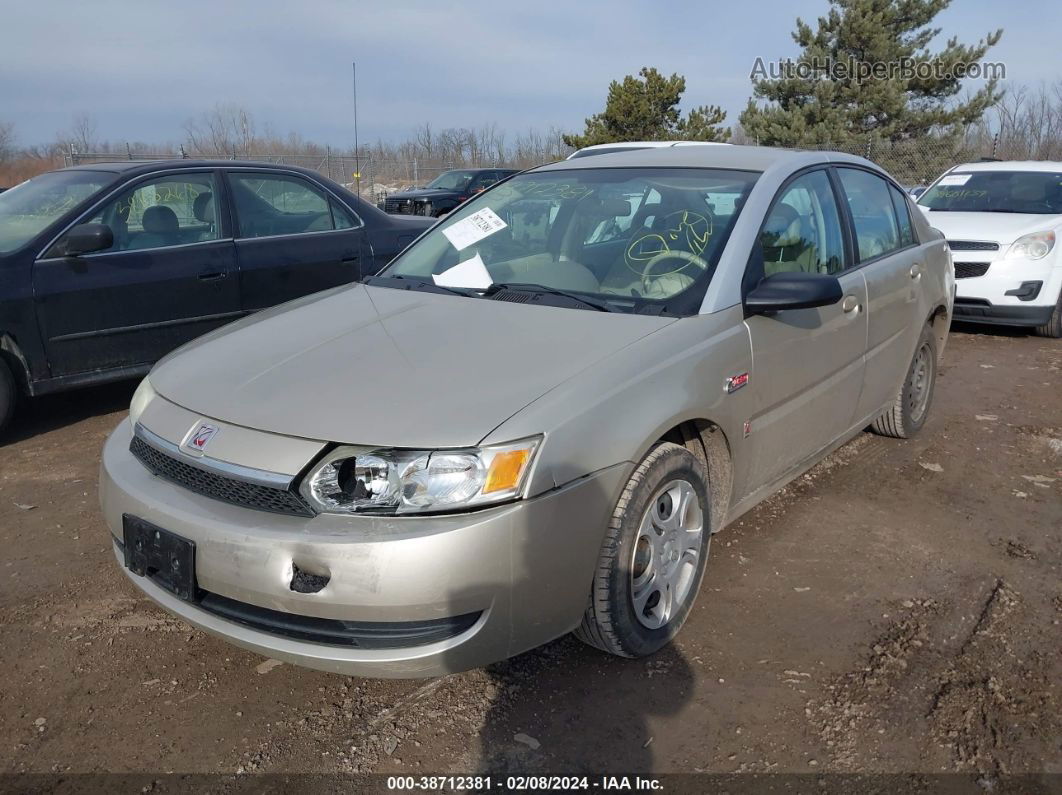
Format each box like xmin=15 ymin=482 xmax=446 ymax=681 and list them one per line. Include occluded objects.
xmin=122 ymin=514 xmax=197 ymax=602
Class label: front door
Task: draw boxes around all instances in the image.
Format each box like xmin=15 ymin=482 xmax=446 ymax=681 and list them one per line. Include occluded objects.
xmin=226 ymin=170 xmax=365 ymax=311
xmin=33 ymin=170 xmax=241 ymax=376
xmin=741 ymin=168 xmax=869 ymax=493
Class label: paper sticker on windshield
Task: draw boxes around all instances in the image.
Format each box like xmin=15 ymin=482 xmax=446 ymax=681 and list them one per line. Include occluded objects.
xmin=442 ymin=208 xmax=507 ymax=251
xmin=433 ymin=252 xmax=493 ymax=290
xmin=938 ymin=174 xmax=971 ymax=186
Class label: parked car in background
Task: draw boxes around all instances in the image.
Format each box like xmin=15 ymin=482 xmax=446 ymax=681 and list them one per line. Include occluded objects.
xmin=917 ymin=160 xmax=1062 ymax=336
xmin=0 ymin=160 xmax=433 ymax=434
xmin=566 ymin=140 xmax=731 ymax=159
xmin=101 ymin=145 xmax=952 ymax=678
xmin=379 ymin=168 xmax=519 ymax=217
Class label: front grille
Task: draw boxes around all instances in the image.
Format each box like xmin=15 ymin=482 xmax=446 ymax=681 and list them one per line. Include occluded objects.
xmin=948 ymin=240 xmax=999 ymax=252
xmin=384 ymin=199 xmax=415 ymax=214
xmin=955 ymin=261 xmax=991 ymax=279
xmin=199 ymin=591 xmax=481 ymax=648
xmin=130 ymin=436 xmax=314 ymax=517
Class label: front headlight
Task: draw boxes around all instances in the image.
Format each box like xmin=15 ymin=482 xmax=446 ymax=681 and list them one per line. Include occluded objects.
xmin=128 ymin=377 xmax=156 ymax=427
xmin=299 ymin=437 xmax=541 ymax=515
xmin=1005 ymin=230 xmax=1055 ymax=260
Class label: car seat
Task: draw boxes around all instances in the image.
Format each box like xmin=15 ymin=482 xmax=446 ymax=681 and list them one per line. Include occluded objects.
xmin=192 ymin=191 xmax=215 ymax=239
xmin=130 ymin=205 xmax=180 ymax=249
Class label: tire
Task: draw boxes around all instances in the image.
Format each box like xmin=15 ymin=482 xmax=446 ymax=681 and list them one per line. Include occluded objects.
xmin=871 ymin=324 xmax=938 ymax=439
xmin=1034 ymin=292 xmax=1062 ymax=338
xmin=0 ymin=357 xmax=16 ymax=438
xmin=574 ymin=441 xmax=712 ymax=658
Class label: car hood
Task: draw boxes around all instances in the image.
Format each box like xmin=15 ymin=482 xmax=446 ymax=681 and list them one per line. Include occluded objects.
xmin=918 ymin=209 xmax=1062 ymax=245
xmin=150 ymin=284 xmax=675 ymax=448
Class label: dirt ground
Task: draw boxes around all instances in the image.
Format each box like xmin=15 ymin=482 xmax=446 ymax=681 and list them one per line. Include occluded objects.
xmin=0 ymin=323 xmax=1059 ymax=789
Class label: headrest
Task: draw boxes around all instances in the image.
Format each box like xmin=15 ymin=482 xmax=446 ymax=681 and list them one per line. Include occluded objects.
xmin=192 ymin=191 xmax=214 ymax=222
xmin=142 ymin=205 xmax=179 ymax=235
xmin=1011 ymin=181 xmax=1045 ymax=202
xmin=763 ymin=204 xmax=803 ymax=247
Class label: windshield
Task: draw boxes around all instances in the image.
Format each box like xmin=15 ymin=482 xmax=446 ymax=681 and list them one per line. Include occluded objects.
xmin=379 ymin=167 xmax=758 ymax=314
xmin=0 ymin=170 xmax=113 ymax=253
xmin=425 ymin=170 xmax=477 ymax=191
xmin=918 ymin=170 xmax=1062 ymax=214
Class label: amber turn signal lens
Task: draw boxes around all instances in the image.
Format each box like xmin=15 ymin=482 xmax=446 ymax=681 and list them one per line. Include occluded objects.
xmin=483 ymin=449 xmax=530 ymax=494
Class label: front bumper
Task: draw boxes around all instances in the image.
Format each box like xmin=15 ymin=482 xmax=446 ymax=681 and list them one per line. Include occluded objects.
xmin=100 ymin=419 xmax=630 ymax=678
xmin=952 ymin=253 xmax=1061 ymax=327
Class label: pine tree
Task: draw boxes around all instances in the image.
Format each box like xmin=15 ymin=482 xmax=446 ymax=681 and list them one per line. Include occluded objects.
xmin=563 ymin=67 xmax=730 ymax=149
xmin=740 ymin=0 xmax=1002 ymax=147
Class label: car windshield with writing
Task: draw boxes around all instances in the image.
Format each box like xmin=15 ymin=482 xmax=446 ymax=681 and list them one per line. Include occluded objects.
xmin=0 ymin=170 xmax=112 ymax=253
xmin=919 ymin=171 xmax=1062 ymax=214
xmin=425 ymin=170 xmax=477 ymax=191
xmin=374 ymin=168 xmax=758 ymax=315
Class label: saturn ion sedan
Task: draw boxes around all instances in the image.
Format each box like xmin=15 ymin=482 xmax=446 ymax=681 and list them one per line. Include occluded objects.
xmin=100 ymin=145 xmax=953 ymax=678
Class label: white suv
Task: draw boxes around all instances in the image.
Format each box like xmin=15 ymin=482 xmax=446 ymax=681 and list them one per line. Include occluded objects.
xmin=917 ymin=160 xmax=1062 ymax=337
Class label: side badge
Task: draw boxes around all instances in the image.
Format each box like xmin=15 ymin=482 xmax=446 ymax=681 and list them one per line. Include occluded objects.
xmin=725 ymin=372 xmax=750 ymax=394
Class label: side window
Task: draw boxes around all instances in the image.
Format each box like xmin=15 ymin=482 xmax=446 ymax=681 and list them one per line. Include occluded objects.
xmin=759 ymin=170 xmax=845 ymax=276
xmin=77 ymin=173 xmax=219 ymax=253
xmin=888 ymin=183 xmax=916 ymax=246
xmin=229 ymin=173 xmax=334 ymax=239
xmin=837 ymin=168 xmax=901 ymax=261
xmin=330 ymin=199 xmax=358 ymax=230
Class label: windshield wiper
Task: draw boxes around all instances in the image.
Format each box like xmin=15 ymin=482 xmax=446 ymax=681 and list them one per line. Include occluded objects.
xmin=367 ymin=274 xmax=474 ymax=297
xmin=485 ymin=282 xmax=620 ymax=312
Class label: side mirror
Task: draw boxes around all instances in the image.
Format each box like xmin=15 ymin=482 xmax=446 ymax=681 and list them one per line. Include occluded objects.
xmin=60 ymin=223 xmax=113 ymax=256
xmin=745 ymin=272 xmax=843 ymax=315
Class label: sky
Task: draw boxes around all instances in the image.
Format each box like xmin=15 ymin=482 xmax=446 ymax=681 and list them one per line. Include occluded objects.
xmin=1 ymin=0 xmax=1060 ymax=149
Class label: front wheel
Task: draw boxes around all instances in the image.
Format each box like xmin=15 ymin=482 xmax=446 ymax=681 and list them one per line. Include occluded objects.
xmin=1034 ymin=291 xmax=1062 ymax=338
xmin=0 ymin=358 xmax=17 ymax=438
xmin=871 ymin=324 xmax=938 ymax=439
xmin=575 ymin=442 xmax=711 ymax=658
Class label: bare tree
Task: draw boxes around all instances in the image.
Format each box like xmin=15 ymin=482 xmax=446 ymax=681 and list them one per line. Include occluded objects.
xmin=184 ymin=103 xmax=258 ymax=157
xmin=0 ymin=121 xmax=15 ymax=163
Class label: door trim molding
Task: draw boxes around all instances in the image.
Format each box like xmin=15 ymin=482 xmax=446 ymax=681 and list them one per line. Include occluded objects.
xmin=49 ymin=309 xmax=250 ymax=343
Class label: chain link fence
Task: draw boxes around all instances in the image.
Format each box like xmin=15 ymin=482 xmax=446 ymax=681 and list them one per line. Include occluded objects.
xmin=64 ymin=133 xmax=1010 ymax=203
xmin=63 ymin=149 xmax=459 ymax=202
xmin=787 ymin=134 xmax=1003 ymax=188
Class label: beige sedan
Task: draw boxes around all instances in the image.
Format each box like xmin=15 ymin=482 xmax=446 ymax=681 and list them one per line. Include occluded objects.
xmin=100 ymin=145 xmax=953 ymax=677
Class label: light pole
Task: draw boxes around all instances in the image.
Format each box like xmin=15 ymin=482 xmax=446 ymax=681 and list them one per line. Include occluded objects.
xmin=352 ymin=61 xmax=361 ymax=198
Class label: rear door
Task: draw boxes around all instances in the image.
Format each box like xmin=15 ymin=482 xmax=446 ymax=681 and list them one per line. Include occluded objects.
xmin=32 ymin=169 xmax=241 ymax=376
xmin=741 ymin=168 xmax=869 ymax=492
xmin=834 ymin=167 xmax=925 ymax=421
xmin=226 ymin=170 xmax=365 ymax=310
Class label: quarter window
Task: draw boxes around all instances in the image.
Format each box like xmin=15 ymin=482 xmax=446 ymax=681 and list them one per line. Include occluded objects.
xmin=837 ymin=168 xmax=901 ymax=261
xmin=76 ymin=172 xmax=220 ymax=253
xmin=889 ymin=183 xmax=916 ymax=246
xmin=229 ymin=173 xmax=336 ymax=239
xmin=759 ymin=170 xmax=845 ymax=276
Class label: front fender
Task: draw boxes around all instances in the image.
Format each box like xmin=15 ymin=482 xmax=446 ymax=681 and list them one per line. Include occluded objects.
xmin=481 ymin=306 xmax=753 ymax=499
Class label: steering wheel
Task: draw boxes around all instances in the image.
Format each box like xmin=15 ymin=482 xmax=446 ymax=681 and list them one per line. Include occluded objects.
xmin=627 ymin=249 xmax=709 ymax=291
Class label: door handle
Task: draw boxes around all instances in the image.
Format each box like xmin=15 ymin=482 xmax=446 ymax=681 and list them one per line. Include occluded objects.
xmin=910 ymin=262 xmax=923 ymax=279
xmin=198 ymin=272 xmax=227 ymax=282
xmin=842 ymin=295 xmax=861 ymax=314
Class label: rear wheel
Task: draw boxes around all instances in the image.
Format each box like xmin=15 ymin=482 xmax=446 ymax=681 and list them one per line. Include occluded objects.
xmin=871 ymin=325 xmax=937 ymax=439
xmin=0 ymin=358 xmax=17 ymax=438
xmin=575 ymin=442 xmax=711 ymax=658
xmin=1034 ymin=292 xmax=1062 ymax=338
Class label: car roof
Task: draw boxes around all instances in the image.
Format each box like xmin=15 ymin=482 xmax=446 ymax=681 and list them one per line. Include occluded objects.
xmin=535 ymin=143 xmax=874 ymax=174
xmin=56 ymin=159 xmax=339 ymax=179
xmin=948 ymin=160 xmax=1062 ymax=173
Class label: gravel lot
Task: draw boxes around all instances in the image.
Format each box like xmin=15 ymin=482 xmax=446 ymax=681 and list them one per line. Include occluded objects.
xmin=0 ymin=324 xmax=1059 ymax=787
